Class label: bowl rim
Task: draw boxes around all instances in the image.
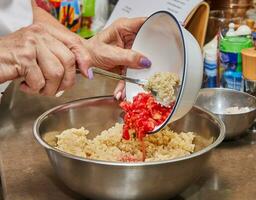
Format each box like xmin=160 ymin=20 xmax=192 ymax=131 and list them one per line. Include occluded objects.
xmin=33 ymin=95 xmax=225 ymax=167
xmin=197 ymin=87 xmax=256 ymax=115
xmin=126 ymin=10 xmax=188 ymax=133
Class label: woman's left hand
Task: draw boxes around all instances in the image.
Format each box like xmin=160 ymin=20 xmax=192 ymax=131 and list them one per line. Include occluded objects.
xmin=85 ymin=17 xmax=151 ymax=99
xmin=84 ymin=17 xmax=151 ymax=70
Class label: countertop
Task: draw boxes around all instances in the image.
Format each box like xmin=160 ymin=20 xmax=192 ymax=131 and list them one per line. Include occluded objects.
xmin=0 ymin=75 xmax=256 ymax=200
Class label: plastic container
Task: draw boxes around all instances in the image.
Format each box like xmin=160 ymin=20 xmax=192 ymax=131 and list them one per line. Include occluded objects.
xmin=219 ymin=36 xmax=253 ymax=90
xmin=204 ymin=50 xmax=218 ymax=87
xmin=203 ymin=37 xmax=218 ymax=87
xmin=242 ymin=47 xmax=256 ymax=80
xmin=79 ymin=0 xmax=109 ymax=38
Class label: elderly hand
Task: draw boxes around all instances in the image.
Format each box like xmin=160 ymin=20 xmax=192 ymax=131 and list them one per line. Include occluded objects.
xmin=36 ymin=16 xmax=151 ymax=75
xmin=0 ymin=24 xmax=76 ymax=95
xmin=84 ymin=17 xmax=151 ymax=70
xmin=34 ymin=9 xmax=151 ymax=99
xmin=90 ymin=17 xmax=150 ymax=100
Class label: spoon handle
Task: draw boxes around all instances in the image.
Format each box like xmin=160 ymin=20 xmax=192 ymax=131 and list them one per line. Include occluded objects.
xmin=91 ymin=67 xmax=145 ymax=85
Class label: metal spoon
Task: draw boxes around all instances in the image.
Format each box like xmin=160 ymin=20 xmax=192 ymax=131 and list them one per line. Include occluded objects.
xmin=91 ymin=67 xmax=159 ymax=97
xmin=90 ymin=67 xmax=178 ymax=106
xmin=91 ymin=67 xmax=148 ymax=87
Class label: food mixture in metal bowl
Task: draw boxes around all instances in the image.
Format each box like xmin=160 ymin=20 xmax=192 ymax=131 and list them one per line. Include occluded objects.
xmin=46 ymin=123 xmax=195 ymax=162
xmin=44 ymin=72 xmax=194 ymax=162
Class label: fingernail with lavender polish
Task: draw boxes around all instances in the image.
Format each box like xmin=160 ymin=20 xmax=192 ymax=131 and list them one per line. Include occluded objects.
xmin=139 ymin=57 xmax=152 ymax=68
xmin=87 ymin=68 xmax=94 ymax=80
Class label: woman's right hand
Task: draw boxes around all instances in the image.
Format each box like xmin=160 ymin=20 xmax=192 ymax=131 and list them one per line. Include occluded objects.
xmin=0 ymin=24 xmax=76 ymax=96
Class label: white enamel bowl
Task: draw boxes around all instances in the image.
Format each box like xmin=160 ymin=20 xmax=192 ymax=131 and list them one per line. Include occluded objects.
xmin=126 ymin=11 xmax=203 ymax=132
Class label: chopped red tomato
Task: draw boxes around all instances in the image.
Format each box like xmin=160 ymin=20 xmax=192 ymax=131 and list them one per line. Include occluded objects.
xmin=120 ymin=93 xmax=173 ymax=141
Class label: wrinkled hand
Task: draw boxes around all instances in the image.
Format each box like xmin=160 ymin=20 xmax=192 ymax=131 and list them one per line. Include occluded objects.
xmin=40 ymin=17 xmax=151 ymax=73
xmin=86 ymin=17 xmax=151 ymax=99
xmin=84 ymin=17 xmax=151 ymax=70
xmin=39 ymin=17 xmax=151 ymax=99
xmin=0 ymin=24 xmax=76 ymax=95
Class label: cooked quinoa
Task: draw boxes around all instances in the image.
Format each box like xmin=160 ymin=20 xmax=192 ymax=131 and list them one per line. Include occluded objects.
xmin=53 ymin=123 xmax=195 ymax=162
xmin=144 ymin=72 xmax=179 ymax=105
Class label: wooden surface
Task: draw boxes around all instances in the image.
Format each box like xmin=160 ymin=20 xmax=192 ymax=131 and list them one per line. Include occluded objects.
xmin=0 ymin=75 xmax=256 ymax=200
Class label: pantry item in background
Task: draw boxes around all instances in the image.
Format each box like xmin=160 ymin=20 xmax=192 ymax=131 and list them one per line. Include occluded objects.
xmin=226 ymin=23 xmax=236 ymax=36
xmin=205 ymin=10 xmax=242 ymax=43
xmin=225 ymin=23 xmax=252 ymax=37
xmin=59 ymin=0 xmax=81 ymax=33
xmin=207 ymin=0 xmax=253 ymax=17
xmin=203 ymin=36 xmax=218 ymax=88
xmin=36 ymin=0 xmax=57 ymax=17
xmin=246 ymin=7 xmax=256 ymax=21
xmin=79 ymin=0 xmax=109 ymax=38
xmin=244 ymin=78 xmax=256 ymax=96
xmin=49 ymin=0 xmax=61 ymax=19
xmin=242 ymin=47 xmax=256 ymax=80
xmin=246 ymin=19 xmax=255 ymax=30
xmin=235 ymin=24 xmax=252 ymax=36
xmin=219 ymin=36 xmax=253 ymax=90
xmin=242 ymin=46 xmax=256 ymax=95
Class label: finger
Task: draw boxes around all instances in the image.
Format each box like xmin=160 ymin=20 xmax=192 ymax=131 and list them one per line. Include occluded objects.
xmin=94 ymin=44 xmax=151 ymax=69
xmin=118 ymin=17 xmax=146 ymax=33
xmin=19 ymin=62 xmax=45 ymax=94
xmin=114 ymin=80 xmax=125 ymax=100
xmin=36 ymin=43 xmax=64 ymax=96
xmin=120 ymin=17 xmax=146 ymax=33
xmin=114 ymin=66 xmax=127 ymax=100
xmin=100 ymin=17 xmax=146 ymax=43
xmin=72 ymin=46 xmax=91 ymax=78
xmin=0 ymin=62 xmax=19 ymax=84
xmin=121 ymin=87 xmax=126 ymax=100
xmin=123 ymin=34 xmax=136 ymax=49
xmin=52 ymin=33 xmax=91 ymax=78
xmin=46 ymin=36 xmax=76 ymax=90
xmin=39 ymin=24 xmax=91 ymax=78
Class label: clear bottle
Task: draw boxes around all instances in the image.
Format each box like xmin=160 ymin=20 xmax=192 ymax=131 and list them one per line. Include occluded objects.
xmin=203 ymin=37 xmax=218 ymax=88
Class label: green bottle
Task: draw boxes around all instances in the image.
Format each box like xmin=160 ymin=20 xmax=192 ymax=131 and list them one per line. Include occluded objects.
xmin=80 ymin=0 xmax=96 ymax=38
xmin=219 ymin=36 xmax=253 ymax=90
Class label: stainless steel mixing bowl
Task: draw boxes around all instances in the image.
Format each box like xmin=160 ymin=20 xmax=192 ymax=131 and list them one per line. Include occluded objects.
xmin=196 ymin=88 xmax=256 ymax=140
xmin=33 ymin=96 xmax=225 ymax=200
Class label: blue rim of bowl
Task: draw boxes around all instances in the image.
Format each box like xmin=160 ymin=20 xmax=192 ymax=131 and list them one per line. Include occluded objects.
xmin=126 ymin=10 xmax=187 ymax=133
xmin=33 ymin=96 xmax=225 ymax=167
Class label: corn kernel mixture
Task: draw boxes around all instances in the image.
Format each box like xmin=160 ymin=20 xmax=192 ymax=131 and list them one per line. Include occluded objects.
xmin=50 ymin=123 xmax=195 ymax=162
